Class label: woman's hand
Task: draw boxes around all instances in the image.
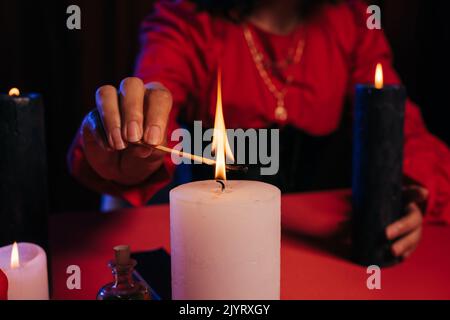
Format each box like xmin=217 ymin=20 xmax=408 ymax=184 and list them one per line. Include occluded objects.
xmin=386 ymin=185 xmax=429 ymax=259
xmin=80 ymin=77 xmax=173 ymax=186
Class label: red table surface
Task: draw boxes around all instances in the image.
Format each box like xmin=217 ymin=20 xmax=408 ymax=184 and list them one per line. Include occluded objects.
xmin=49 ymin=190 xmax=450 ymax=300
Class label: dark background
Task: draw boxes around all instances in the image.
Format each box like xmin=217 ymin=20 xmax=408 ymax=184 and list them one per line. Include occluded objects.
xmin=0 ymin=0 xmax=448 ymax=213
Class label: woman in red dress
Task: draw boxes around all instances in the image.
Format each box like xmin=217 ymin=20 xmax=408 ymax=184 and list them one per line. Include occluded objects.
xmin=69 ymin=0 xmax=450 ymax=259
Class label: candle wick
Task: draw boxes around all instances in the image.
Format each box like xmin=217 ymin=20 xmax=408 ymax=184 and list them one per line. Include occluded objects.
xmin=216 ymin=180 xmax=226 ymax=192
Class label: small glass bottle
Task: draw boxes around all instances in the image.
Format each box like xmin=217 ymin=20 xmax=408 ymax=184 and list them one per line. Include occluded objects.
xmin=97 ymin=245 xmax=151 ymax=300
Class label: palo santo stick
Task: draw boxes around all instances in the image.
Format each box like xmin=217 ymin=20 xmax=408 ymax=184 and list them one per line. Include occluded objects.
xmin=154 ymin=145 xmax=216 ymax=166
xmin=130 ymin=141 xmax=215 ymax=165
xmin=130 ymin=141 xmax=247 ymax=172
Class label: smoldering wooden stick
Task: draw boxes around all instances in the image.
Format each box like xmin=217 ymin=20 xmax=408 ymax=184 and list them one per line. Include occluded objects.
xmin=130 ymin=141 xmax=247 ymax=172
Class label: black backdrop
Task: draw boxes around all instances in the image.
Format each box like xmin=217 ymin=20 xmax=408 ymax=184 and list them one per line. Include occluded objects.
xmin=0 ymin=0 xmax=449 ymax=213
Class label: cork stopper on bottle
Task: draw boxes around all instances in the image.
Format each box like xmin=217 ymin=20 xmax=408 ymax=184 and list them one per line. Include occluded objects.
xmin=114 ymin=245 xmax=131 ymax=266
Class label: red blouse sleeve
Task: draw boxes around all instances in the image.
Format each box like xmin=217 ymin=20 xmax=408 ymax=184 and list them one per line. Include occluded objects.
xmin=346 ymin=1 xmax=450 ymax=223
xmin=134 ymin=1 xmax=200 ymax=106
xmin=68 ymin=1 xmax=201 ymax=207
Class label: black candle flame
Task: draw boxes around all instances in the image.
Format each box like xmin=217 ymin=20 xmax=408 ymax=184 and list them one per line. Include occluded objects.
xmin=8 ymin=88 xmax=20 ymax=97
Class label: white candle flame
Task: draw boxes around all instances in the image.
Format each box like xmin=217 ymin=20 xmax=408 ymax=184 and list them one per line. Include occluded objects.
xmin=11 ymin=242 xmax=20 ymax=269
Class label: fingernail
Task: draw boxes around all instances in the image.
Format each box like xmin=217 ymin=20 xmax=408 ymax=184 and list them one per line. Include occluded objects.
xmin=387 ymin=227 xmax=396 ymax=240
xmin=127 ymin=121 xmax=141 ymax=142
xmin=107 ymin=134 xmax=115 ymax=150
xmin=391 ymin=223 xmax=403 ymax=239
xmin=111 ymin=127 xmax=126 ymax=150
xmin=392 ymin=244 xmax=402 ymax=257
xmin=146 ymin=125 xmax=162 ymax=145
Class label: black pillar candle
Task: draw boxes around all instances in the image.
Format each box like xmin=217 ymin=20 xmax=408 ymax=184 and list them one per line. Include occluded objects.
xmin=0 ymin=90 xmax=49 ymax=251
xmin=352 ymin=67 xmax=406 ymax=267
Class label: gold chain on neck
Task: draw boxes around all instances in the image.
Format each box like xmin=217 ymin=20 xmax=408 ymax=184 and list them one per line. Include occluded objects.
xmin=243 ymin=24 xmax=305 ymax=122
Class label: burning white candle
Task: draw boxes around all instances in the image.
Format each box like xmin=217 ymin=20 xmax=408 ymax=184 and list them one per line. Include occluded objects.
xmin=169 ymin=71 xmax=281 ymax=300
xmin=171 ymin=180 xmax=280 ymax=300
xmin=0 ymin=243 xmax=49 ymax=300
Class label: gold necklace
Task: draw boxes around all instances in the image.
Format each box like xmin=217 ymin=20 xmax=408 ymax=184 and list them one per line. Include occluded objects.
xmin=243 ymin=24 xmax=305 ymax=122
